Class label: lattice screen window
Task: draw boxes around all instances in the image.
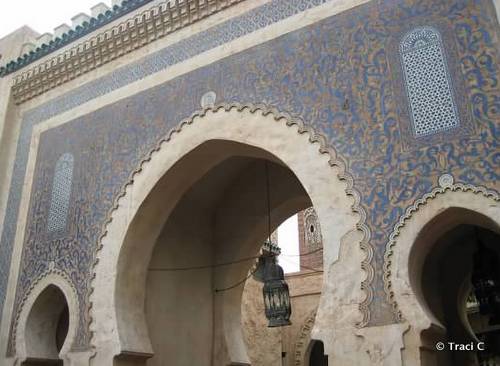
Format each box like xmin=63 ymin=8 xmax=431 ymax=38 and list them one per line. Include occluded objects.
xmin=47 ymin=153 xmax=74 ymax=232
xmin=400 ymin=26 xmax=460 ymax=137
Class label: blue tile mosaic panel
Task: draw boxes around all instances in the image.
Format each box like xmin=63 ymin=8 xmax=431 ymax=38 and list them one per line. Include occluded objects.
xmin=0 ymin=0 xmax=331 ymax=341
xmin=47 ymin=153 xmax=74 ymax=233
xmin=1 ymin=0 xmax=499 ymax=350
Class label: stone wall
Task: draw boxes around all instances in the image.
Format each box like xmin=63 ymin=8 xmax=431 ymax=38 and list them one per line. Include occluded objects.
xmin=242 ymin=272 xmax=323 ymax=366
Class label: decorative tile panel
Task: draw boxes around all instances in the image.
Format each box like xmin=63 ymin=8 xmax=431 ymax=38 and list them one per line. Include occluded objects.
xmin=47 ymin=153 xmax=74 ymax=233
xmin=400 ymin=27 xmax=460 ymax=137
xmin=1 ymin=0 xmax=499 ymax=351
xmin=0 ymin=0 xmax=332 ymax=335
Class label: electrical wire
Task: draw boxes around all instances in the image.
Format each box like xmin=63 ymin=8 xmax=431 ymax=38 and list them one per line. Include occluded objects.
xmin=279 ymin=255 xmax=323 ymax=274
xmin=214 ymin=267 xmax=260 ymax=293
xmin=214 ymin=261 xmax=323 ymax=293
xmin=150 ymin=252 xmax=323 ymax=292
xmin=213 ymin=161 xmax=271 ymax=293
xmin=148 ymin=247 xmax=323 ymax=272
xmin=148 ymin=162 xmax=324 ymax=291
xmin=281 ymin=247 xmax=323 ymax=257
xmin=148 ymin=255 xmax=261 ymax=272
xmin=299 ymin=263 xmax=324 ymax=273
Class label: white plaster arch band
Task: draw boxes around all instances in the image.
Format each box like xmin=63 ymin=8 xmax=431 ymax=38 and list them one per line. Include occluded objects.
xmin=383 ymin=176 xmax=500 ymax=329
xmin=14 ymin=271 xmax=79 ymax=362
xmin=89 ymin=103 xmax=370 ymax=361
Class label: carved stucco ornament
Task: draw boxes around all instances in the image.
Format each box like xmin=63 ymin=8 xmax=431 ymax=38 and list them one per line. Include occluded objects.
xmin=382 ymin=173 xmax=500 ymax=322
xmin=294 ymin=310 xmax=317 ymax=366
xmin=303 ymin=207 xmax=323 ymax=250
xmin=9 ymin=0 xmax=245 ymax=104
xmin=200 ymin=91 xmax=217 ymax=108
xmin=438 ymin=173 xmax=454 ymax=188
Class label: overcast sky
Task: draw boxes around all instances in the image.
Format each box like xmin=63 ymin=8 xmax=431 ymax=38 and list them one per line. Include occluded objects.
xmin=278 ymin=214 xmax=300 ymax=273
xmin=0 ymin=0 xmax=113 ymax=40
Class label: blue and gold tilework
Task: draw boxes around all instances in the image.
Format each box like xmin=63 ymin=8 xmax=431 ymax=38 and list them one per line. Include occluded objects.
xmin=2 ymin=0 xmax=499 ymax=349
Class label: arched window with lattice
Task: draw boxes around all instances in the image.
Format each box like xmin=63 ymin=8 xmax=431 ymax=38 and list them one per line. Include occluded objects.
xmin=47 ymin=153 xmax=74 ymax=233
xmin=400 ymin=26 xmax=460 ymax=137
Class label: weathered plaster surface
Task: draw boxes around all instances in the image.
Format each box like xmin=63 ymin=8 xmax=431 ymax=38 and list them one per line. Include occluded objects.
xmin=241 ymin=270 xmax=323 ymax=366
xmin=0 ymin=0 xmax=498 ymax=361
xmin=242 ymin=277 xmax=283 ymax=366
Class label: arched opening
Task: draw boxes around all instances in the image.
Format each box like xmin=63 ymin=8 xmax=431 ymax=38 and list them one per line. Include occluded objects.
xmin=241 ymin=209 xmax=325 ymax=366
xmin=22 ymin=285 xmax=69 ymax=366
xmin=92 ymin=107 xmax=362 ymax=366
xmin=137 ymin=140 xmax=314 ymax=365
xmin=409 ymin=209 xmax=500 ymax=365
xmin=308 ymin=340 xmax=328 ymax=366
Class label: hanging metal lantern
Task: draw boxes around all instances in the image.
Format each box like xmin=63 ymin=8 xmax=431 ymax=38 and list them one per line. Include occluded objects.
xmin=258 ymin=161 xmax=292 ymax=327
xmin=261 ymin=250 xmax=291 ymax=327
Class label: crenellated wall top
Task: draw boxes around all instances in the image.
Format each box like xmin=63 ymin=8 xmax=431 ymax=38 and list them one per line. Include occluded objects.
xmin=0 ymin=0 xmax=155 ymax=77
